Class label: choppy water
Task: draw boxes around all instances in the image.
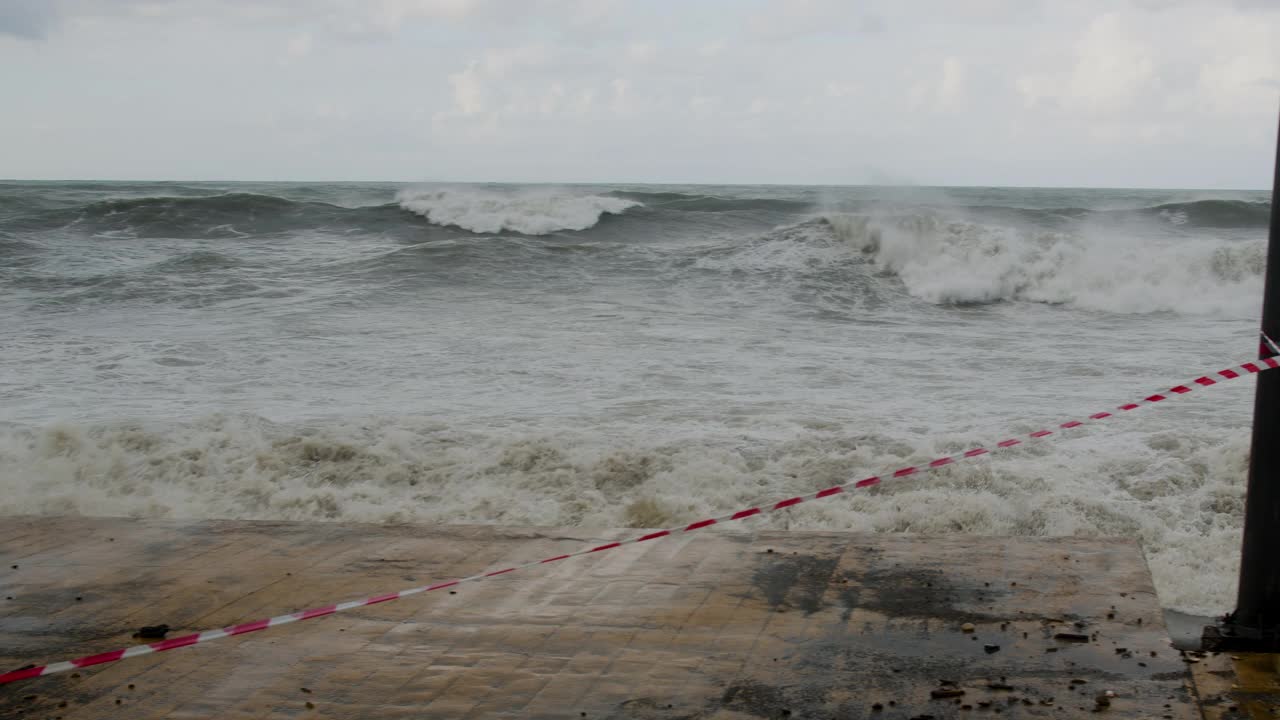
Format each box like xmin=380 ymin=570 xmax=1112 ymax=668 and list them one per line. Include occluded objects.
xmin=0 ymin=180 xmax=1270 ymax=614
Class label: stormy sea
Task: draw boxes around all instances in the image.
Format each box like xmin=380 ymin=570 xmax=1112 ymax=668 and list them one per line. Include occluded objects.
xmin=0 ymin=180 xmax=1271 ymax=615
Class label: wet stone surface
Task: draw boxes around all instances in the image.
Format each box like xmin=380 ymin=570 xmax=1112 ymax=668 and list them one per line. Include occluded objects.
xmin=0 ymin=516 xmax=1199 ymax=719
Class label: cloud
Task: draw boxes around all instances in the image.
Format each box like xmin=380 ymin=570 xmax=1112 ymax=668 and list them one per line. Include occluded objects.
xmin=0 ymin=0 xmax=59 ymax=39
xmin=1 ymin=0 xmax=1277 ymax=186
xmin=748 ymin=0 xmax=882 ymax=40
xmin=1068 ymin=13 xmax=1157 ymax=112
xmin=937 ymin=57 xmax=965 ymax=108
xmin=285 ymin=31 xmax=313 ymax=58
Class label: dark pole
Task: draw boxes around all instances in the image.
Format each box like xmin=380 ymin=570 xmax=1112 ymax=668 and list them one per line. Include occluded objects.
xmin=1206 ymin=109 xmax=1280 ymax=651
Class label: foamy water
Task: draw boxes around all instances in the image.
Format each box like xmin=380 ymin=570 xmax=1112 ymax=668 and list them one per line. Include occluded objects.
xmin=0 ymin=181 xmax=1270 ymax=615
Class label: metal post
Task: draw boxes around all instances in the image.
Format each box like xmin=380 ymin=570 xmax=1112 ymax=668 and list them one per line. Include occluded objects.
xmin=1205 ymin=110 xmax=1280 ymax=651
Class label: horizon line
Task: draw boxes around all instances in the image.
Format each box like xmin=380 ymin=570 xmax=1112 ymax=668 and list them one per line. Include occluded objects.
xmin=0 ymin=178 xmax=1269 ymax=193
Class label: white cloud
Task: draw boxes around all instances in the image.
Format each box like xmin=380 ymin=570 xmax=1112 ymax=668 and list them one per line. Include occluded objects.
xmin=1068 ymin=13 xmax=1157 ymax=112
xmin=1194 ymin=14 xmax=1280 ymax=117
xmin=1 ymin=0 xmax=1277 ymax=186
xmin=937 ymin=57 xmax=965 ymax=109
xmin=285 ymin=31 xmax=313 ymax=58
xmin=627 ymin=42 xmax=655 ymax=63
xmin=447 ymin=62 xmax=487 ymax=115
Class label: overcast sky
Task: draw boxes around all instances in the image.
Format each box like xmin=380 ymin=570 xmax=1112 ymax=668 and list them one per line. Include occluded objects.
xmin=1 ymin=0 xmax=1278 ymax=187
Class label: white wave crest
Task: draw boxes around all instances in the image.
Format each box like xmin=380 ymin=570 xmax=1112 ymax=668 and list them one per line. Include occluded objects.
xmin=396 ymin=187 xmax=639 ymax=235
xmin=824 ymin=212 xmax=1265 ymax=315
xmin=0 ymin=414 xmax=1250 ymax=615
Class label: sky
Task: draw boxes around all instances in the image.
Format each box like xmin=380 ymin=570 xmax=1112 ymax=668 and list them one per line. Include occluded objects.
xmin=1 ymin=0 xmax=1278 ymax=188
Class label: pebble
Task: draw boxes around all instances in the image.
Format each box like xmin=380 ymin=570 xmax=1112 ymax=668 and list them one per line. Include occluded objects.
xmin=931 ymin=688 xmax=965 ymax=699
xmin=133 ymin=624 xmax=170 ymax=640
xmin=961 ymin=623 xmax=976 ymax=633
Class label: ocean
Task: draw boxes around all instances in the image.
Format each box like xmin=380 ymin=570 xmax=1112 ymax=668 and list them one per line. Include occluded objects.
xmin=0 ymin=180 xmax=1271 ymax=616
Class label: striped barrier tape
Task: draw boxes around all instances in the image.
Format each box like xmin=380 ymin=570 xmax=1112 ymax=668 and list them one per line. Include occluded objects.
xmin=2 ymin=354 xmax=1277 ymax=686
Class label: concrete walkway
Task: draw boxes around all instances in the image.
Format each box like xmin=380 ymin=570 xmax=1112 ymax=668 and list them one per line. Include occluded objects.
xmin=1 ymin=516 xmax=1208 ymax=718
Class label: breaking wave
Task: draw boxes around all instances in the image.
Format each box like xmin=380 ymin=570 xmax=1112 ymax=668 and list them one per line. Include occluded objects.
xmin=396 ymin=187 xmax=640 ymax=235
xmin=1 ymin=187 xmax=1267 ymax=244
xmin=710 ymin=212 xmax=1266 ymax=315
xmin=0 ymin=414 xmax=1250 ymax=615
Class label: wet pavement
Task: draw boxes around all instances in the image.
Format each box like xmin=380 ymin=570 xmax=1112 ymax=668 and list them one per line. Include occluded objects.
xmin=0 ymin=516 xmax=1215 ymax=718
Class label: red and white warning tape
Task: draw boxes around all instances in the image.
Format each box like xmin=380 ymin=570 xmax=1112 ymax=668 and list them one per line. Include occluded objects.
xmin=2 ymin=355 xmax=1277 ymax=686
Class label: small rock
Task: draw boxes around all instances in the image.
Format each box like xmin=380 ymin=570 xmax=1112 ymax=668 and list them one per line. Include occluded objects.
xmin=984 ymin=645 xmax=1000 ymax=654
xmin=871 ymin=703 xmax=883 ymax=711
xmin=961 ymin=623 xmax=976 ymax=633
xmin=306 ymin=701 xmax=315 ymax=709
xmin=931 ymin=688 xmax=965 ymax=699
xmin=133 ymin=624 xmax=170 ymax=640
xmin=1054 ymin=632 xmax=1090 ymax=642
xmin=1071 ymin=679 xmax=1088 ymax=685
xmin=301 ymin=687 xmax=312 ymax=694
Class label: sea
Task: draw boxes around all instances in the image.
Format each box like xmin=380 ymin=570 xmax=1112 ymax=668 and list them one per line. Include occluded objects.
xmin=0 ymin=180 xmax=1271 ymax=616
